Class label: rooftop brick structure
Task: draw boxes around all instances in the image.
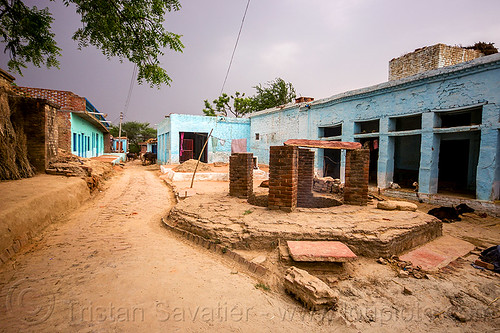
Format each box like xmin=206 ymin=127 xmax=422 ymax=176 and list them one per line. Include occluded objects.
xmin=389 ymin=44 xmax=482 ymax=81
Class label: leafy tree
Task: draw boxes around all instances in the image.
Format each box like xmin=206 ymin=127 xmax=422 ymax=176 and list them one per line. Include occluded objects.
xmin=202 ymin=77 xmax=297 ymax=117
xmin=0 ymin=0 xmax=184 ymax=87
xmin=252 ymin=77 xmax=296 ymax=111
xmin=109 ymin=121 xmax=156 ymax=153
xmin=203 ymin=92 xmax=254 ymax=118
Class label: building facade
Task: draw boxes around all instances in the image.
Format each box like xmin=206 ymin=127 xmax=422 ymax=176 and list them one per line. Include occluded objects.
xmin=157 ymin=114 xmax=250 ymax=164
xmin=157 ymin=47 xmax=499 ymax=202
xmin=12 ymin=87 xmax=111 ymax=158
xmin=249 ymin=53 xmax=500 ymax=201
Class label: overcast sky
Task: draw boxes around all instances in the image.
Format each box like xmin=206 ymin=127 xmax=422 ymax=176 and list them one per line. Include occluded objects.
xmin=1 ymin=0 xmax=500 ymax=126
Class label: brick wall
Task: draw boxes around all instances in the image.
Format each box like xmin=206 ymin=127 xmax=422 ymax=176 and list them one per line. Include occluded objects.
xmin=297 ymin=148 xmax=315 ymax=207
xmin=103 ymin=132 xmax=111 ymax=153
xmin=229 ymin=153 xmax=253 ymax=198
xmin=344 ymin=149 xmax=369 ymax=205
xmin=389 ymin=44 xmax=482 ymax=81
xmin=57 ymin=111 xmax=72 ymax=152
xmin=8 ymin=96 xmax=59 ymax=172
xmin=12 ymin=86 xmax=86 ymax=111
xmin=268 ymin=146 xmax=298 ymax=212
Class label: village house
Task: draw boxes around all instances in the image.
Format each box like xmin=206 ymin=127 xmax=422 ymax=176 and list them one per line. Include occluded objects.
xmin=157 ymin=44 xmax=500 ymax=202
xmin=111 ymin=136 xmax=128 ymax=153
xmin=157 ymin=114 xmax=249 ymax=163
xmin=12 ymin=86 xmax=111 ymax=159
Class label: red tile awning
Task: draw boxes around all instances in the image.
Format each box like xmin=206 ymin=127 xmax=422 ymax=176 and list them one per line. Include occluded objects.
xmin=284 ymin=139 xmax=361 ymax=150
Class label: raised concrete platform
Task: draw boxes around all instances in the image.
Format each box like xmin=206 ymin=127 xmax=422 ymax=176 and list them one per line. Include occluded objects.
xmin=167 ymin=192 xmax=442 ymax=258
xmin=399 ymin=235 xmax=475 ymax=271
xmin=287 ymin=241 xmax=357 ymax=262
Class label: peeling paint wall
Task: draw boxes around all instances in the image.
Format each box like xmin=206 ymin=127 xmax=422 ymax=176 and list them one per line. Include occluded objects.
xmin=157 ymin=114 xmax=250 ymax=164
xmin=249 ymin=54 xmax=500 ymax=201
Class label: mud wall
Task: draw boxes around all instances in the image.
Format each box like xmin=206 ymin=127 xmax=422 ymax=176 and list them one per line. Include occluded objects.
xmin=8 ymin=96 xmax=59 ymax=172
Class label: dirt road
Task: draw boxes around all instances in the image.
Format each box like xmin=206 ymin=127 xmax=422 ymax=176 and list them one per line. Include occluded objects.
xmin=0 ymin=163 xmax=343 ymax=332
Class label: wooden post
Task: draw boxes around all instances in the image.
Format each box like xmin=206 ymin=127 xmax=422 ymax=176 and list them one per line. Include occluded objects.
xmin=190 ymin=129 xmax=213 ymax=188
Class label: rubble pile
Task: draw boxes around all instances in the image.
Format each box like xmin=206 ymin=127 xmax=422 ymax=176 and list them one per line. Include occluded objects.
xmin=377 ymin=255 xmax=427 ymax=279
xmin=313 ymin=176 xmax=343 ymax=194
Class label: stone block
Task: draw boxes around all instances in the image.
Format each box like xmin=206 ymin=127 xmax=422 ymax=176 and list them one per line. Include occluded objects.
xmin=284 ymin=266 xmax=338 ymax=310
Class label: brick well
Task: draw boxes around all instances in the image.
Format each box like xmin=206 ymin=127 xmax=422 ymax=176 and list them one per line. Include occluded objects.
xmin=344 ymin=149 xmax=370 ymax=205
xmin=229 ymin=152 xmax=253 ymax=198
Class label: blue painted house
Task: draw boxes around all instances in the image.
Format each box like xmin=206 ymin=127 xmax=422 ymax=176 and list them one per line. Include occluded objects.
xmin=249 ymin=50 xmax=500 ymax=201
xmin=111 ymin=137 xmax=128 ymax=153
xmin=12 ymin=86 xmax=111 ymax=158
xmin=157 ymin=114 xmax=250 ymax=164
xmin=157 ymin=45 xmax=500 ymax=202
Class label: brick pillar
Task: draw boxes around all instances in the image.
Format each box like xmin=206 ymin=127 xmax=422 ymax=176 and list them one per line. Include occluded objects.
xmin=229 ymin=152 xmax=253 ymax=198
xmin=268 ymin=146 xmax=298 ymax=212
xmin=344 ymin=149 xmax=370 ymax=205
xmin=297 ymin=148 xmax=315 ymax=207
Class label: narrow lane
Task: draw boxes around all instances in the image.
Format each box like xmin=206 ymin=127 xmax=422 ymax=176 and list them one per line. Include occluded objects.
xmin=0 ymin=164 xmax=333 ymax=332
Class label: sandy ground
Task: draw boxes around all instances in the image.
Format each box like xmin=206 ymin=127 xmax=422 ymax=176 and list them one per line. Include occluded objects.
xmin=168 ymin=175 xmax=500 ymax=332
xmin=0 ymin=161 xmax=356 ymax=332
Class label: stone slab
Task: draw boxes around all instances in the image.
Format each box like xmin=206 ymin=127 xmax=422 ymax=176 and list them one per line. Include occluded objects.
xmin=286 ymin=240 xmax=357 ymax=262
xmin=284 ymin=139 xmax=361 ymax=150
xmin=399 ymin=235 xmax=474 ymax=271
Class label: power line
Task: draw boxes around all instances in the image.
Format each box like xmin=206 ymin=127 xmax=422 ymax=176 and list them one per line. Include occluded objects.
xmin=118 ymin=64 xmax=137 ymax=139
xmin=219 ymin=0 xmax=251 ymax=96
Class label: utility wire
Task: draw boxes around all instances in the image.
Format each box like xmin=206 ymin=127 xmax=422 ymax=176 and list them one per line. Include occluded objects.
xmin=123 ymin=64 xmax=138 ymax=118
xmin=219 ymin=0 xmax=251 ymax=96
xmin=118 ymin=64 xmax=137 ymax=139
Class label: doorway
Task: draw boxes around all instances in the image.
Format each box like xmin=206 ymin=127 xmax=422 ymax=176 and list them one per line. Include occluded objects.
xmin=359 ymin=137 xmax=379 ymax=184
xmin=179 ymin=132 xmax=208 ymax=163
xmin=438 ymin=137 xmax=479 ymax=197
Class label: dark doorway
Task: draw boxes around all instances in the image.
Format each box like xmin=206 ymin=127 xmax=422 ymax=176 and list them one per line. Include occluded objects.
xmin=438 ymin=139 xmax=477 ymax=196
xmin=360 ymin=137 xmax=379 ymax=184
xmin=393 ymin=135 xmax=421 ymax=188
xmin=323 ymin=149 xmax=341 ymax=179
xmin=179 ymin=132 xmax=208 ymax=163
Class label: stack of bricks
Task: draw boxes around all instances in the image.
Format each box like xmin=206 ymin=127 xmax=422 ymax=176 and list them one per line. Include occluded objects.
xmin=297 ymin=148 xmax=315 ymax=207
xmin=268 ymin=146 xmax=298 ymax=212
xmin=344 ymin=149 xmax=370 ymax=205
xmin=229 ymin=153 xmax=253 ymax=198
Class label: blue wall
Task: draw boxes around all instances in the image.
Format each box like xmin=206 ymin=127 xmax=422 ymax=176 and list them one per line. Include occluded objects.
xmin=71 ymin=113 xmax=106 ymax=158
xmin=157 ymin=114 xmax=250 ymax=164
xmin=249 ymin=54 xmax=500 ymax=201
xmin=112 ymin=138 xmax=128 ymax=152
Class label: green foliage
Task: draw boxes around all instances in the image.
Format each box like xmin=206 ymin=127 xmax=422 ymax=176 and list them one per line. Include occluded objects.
xmin=0 ymin=1 xmax=61 ymax=74
xmin=203 ymin=92 xmax=254 ymax=118
xmin=0 ymin=0 xmax=184 ymax=87
xmin=109 ymin=121 xmax=156 ymax=153
xmin=252 ymin=77 xmax=296 ymax=111
xmin=203 ymin=77 xmax=297 ymax=117
xmin=254 ymin=283 xmax=270 ymax=291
